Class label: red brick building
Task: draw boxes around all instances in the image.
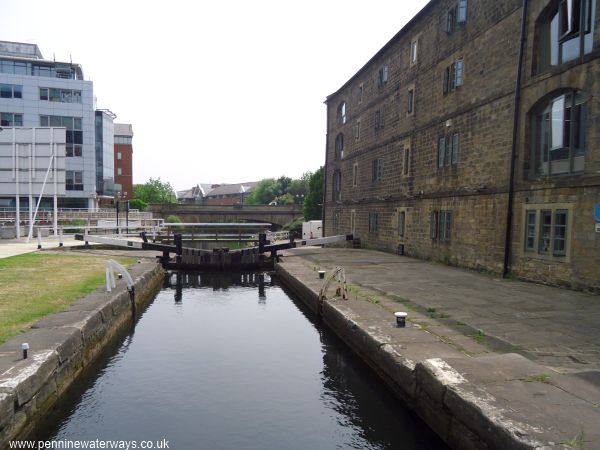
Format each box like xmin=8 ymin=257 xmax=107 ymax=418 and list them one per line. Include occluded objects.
xmin=114 ymin=123 xmax=133 ymax=200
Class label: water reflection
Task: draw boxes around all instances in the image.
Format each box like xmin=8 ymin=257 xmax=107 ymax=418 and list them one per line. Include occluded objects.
xmin=36 ymin=272 xmax=447 ymax=450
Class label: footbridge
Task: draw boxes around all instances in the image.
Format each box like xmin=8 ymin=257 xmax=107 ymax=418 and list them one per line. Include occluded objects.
xmin=149 ymin=204 xmax=303 ymax=229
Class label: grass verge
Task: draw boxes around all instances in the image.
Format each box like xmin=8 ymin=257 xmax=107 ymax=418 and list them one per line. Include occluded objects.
xmin=0 ymin=253 xmax=135 ymax=344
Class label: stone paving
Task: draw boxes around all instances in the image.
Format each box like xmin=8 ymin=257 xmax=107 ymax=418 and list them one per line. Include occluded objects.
xmin=281 ymin=247 xmax=600 ymax=373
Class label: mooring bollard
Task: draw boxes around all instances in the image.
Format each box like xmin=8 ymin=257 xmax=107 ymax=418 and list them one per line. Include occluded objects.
xmin=37 ymin=228 xmax=42 ymax=250
xmin=395 ymin=312 xmax=408 ymax=327
xmin=59 ymin=227 xmax=64 ymax=247
xmin=318 ymin=270 xmax=326 ymax=279
xmin=21 ymin=342 xmax=29 ymax=359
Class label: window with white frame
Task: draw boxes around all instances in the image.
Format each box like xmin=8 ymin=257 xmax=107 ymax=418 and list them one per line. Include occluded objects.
xmin=337 ymin=101 xmax=347 ymax=125
xmin=66 ymin=170 xmax=84 ymax=191
xmin=447 ymin=0 xmax=468 ymax=33
xmin=39 ymin=87 xmax=82 ymax=103
xmin=117 ymin=151 xmax=122 ymax=160
xmin=403 ymin=146 xmax=410 ymax=176
xmin=40 ymin=115 xmax=83 ymax=157
xmin=410 ymin=39 xmax=418 ymax=63
xmin=332 ymin=170 xmax=342 ymax=201
xmin=352 ymin=163 xmax=358 ymax=187
xmin=378 ymin=64 xmax=389 ymax=86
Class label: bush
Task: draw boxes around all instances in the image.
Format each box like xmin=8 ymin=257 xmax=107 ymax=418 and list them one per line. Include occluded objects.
xmin=282 ymin=217 xmax=304 ymax=234
xmin=129 ymin=198 xmax=147 ymax=211
xmin=165 ymin=215 xmax=182 ymax=223
xmin=67 ymin=218 xmax=87 ymax=234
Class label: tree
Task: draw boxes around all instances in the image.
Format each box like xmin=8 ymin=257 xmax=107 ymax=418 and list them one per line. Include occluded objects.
xmin=128 ymin=198 xmax=147 ymax=211
xmin=133 ymin=178 xmax=176 ymax=204
xmin=245 ymin=178 xmax=278 ymax=205
xmin=303 ymin=166 xmax=323 ymax=220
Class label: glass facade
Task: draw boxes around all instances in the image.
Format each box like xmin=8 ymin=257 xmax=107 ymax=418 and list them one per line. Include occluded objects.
xmin=0 ymin=59 xmax=80 ymax=80
xmin=95 ymin=111 xmax=115 ymax=196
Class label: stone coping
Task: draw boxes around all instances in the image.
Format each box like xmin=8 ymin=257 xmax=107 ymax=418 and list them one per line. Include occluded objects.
xmin=275 ymin=258 xmax=600 ymax=450
xmin=0 ymin=260 xmax=165 ymax=448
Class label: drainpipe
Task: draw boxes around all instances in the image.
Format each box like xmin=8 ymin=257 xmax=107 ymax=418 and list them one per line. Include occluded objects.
xmin=503 ymin=0 xmax=529 ymax=278
xmin=322 ymin=107 xmax=330 ymax=236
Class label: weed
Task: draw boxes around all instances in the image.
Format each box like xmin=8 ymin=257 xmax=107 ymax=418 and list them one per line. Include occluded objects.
xmin=525 ymin=373 xmax=552 ymax=384
xmin=560 ymin=430 xmax=585 ymax=448
xmin=470 ymin=330 xmax=486 ymax=343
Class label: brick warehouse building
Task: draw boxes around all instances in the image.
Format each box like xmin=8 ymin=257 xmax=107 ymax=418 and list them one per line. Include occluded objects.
xmin=324 ymin=0 xmax=600 ymax=291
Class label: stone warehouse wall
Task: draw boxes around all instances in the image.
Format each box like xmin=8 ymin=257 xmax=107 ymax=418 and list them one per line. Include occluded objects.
xmin=325 ymin=0 xmax=600 ymax=290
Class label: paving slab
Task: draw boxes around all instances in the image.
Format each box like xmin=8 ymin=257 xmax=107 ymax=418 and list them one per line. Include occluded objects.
xmin=278 ymin=247 xmax=600 ymax=449
xmin=282 ymin=247 xmax=600 ymax=372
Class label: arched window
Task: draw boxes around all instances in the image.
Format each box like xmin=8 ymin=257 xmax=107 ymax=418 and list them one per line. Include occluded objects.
xmin=337 ymin=101 xmax=347 ymax=125
xmin=535 ymin=0 xmax=595 ymax=73
xmin=530 ymin=89 xmax=587 ymax=177
xmin=335 ymin=133 xmax=344 ymax=160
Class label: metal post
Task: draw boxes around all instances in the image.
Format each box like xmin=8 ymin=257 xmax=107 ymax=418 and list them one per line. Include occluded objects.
xmin=28 ymin=143 xmax=33 ymax=236
xmin=52 ymin=130 xmax=58 ymax=238
xmin=14 ymin=129 xmax=20 ymax=239
xmin=37 ymin=228 xmax=42 ymax=249
xmin=59 ymin=227 xmax=64 ymax=247
xmin=126 ymin=200 xmax=129 ymax=234
xmin=115 ymin=200 xmax=119 ymax=236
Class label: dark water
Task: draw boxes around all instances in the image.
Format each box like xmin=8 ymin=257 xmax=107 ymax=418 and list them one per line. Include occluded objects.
xmin=38 ymin=272 xmax=448 ymax=450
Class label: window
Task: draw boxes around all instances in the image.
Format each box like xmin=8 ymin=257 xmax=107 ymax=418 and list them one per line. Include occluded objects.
xmin=335 ymin=133 xmax=344 ymax=160
xmin=66 ymin=170 xmax=84 ymax=191
xmin=0 ymin=112 xmax=23 ymax=126
xmin=332 ymin=170 xmax=342 ymax=201
xmin=352 ymin=163 xmax=358 ymax=187
xmin=369 ymin=212 xmax=379 ymax=233
xmin=117 ymin=151 xmax=122 ymax=160
xmin=447 ymin=0 xmax=467 ymax=33
xmin=443 ymin=59 xmax=464 ymax=94
xmin=398 ymin=211 xmax=406 ymax=238
xmin=337 ymin=101 xmax=347 ymax=125
xmin=378 ymin=64 xmax=389 ymax=86
xmin=523 ymin=206 xmax=571 ymax=258
xmin=372 ymin=158 xmax=384 ymax=182
xmin=350 ymin=210 xmax=356 ymax=234
xmin=531 ymin=90 xmax=586 ymax=177
xmin=410 ymin=39 xmax=418 ymax=63
xmin=115 ymin=136 xmax=132 ymax=145
xmin=537 ymin=0 xmax=595 ymax=72
xmin=39 ymin=87 xmax=82 ymax=103
xmin=403 ymin=147 xmax=410 ymax=176
xmin=438 ymin=133 xmax=460 ymax=167
xmin=431 ymin=210 xmax=452 ymax=242
xmin=374 ymin=109 xmax=384 ymax=130
xmin=407 ymin=88 xmax=414 ymax=114
xmin=525 ymin=210 xmax=536 ymax=251
xmin=0 ymin=84 xmax=22 ymax=99
xmin=332 ymin=210 xmax=340 ymax=228
xmin=355 ymin=119 xmax=361 ymax=140
xmin=117 ymin=167 xmax=123 ymax=176
xmin=457 ymin=0 xmax=468 ymax=22
xmin=41 ymin=115 xmax=83 ymax=157
xmin=358 ymin=83 xmax=364 ymax=103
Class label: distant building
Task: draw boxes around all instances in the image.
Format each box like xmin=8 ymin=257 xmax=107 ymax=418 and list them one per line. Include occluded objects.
xmin=324 ymin=0 xmax=600 ymax=291
xmin=0 ymin=40 xmax=96 ymax=208
xmin=204 ymin=182 xmax=258 ymax=206
xmin=177 ymin=182 xmax=258 ymax=205
xmin=95 ymin=109 xmax=116 ymax=200
xmin=176 ymin=184 xmax=214 ymax=204
xmin=114 ymin=123 xmax=133 ymax=200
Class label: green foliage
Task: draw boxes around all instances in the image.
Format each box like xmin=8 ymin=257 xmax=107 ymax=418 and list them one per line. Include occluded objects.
xmin=277 ymin=193 xmax=295 ymax=205
xmin=282 ymin=217 xmax=304 ymax=233
xmin=67 ymin=218 xmax=87 ymax=234
xmin=165 ymin=215 xmax=182 ymax=223
xmin=133 ymin=177 xmax=176 ymax=204
xmin=129 ymin=198 xmax=148 ymax=211
xmin=245 ymin=175 xmax=308 ymax=205
xmin=303 ymin=166 xmax=324 ymax=220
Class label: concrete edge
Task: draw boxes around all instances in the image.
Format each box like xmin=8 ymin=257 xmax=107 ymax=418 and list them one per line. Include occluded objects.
xmin=275 ymin=262 xmax=546 ymax=450
xmin=0 ymin=261 xmax=166 ymax=448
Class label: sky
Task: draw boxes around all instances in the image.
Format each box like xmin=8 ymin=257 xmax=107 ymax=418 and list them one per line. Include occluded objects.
xmin=1 ymin=0 xmax=429 ymax=191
